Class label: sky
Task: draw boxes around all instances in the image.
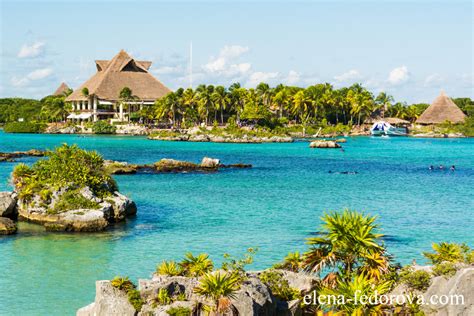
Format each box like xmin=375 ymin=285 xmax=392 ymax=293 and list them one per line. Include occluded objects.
xmin=0 ymin=0 xmax=472 ymax=103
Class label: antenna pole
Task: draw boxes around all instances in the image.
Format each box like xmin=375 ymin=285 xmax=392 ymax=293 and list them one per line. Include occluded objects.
xmin=189 ymin=41 xmax=193 ymax=89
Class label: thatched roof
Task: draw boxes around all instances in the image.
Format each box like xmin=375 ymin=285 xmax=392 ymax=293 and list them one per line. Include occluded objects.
xmin=364 ymin=117 xmax=410 ymax=125
xmin=66 ymin=50 xmax=171 ymax=102
xmin=416 ymin=91 xmax=466 ymax=124
xmin=53 ymin=82 xmax=70 ymax=96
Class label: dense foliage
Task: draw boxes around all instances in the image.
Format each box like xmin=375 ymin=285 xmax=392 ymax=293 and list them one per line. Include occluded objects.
xmin=3 ymin=122 xmax=47 ymax=133
xmin=91 ymin=120 xmax=117 ymax=134
xmin=12 ymin=144 xmax=117 ymax=205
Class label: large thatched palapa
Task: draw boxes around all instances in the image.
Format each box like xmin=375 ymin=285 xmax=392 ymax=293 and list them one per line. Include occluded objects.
xmin=66 ymin=50 xmax=171 ymax=122
xmin=53 ymin=82 xmax=71 ymax=96
xmin=416 ymin=91 xmax=466 ymax=125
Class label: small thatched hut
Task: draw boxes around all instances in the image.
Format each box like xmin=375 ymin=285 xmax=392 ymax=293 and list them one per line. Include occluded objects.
xmin=416 ymin=92 xmax=466 ymax=125
xmin=53 ymin=82 xmax=71 ymax=96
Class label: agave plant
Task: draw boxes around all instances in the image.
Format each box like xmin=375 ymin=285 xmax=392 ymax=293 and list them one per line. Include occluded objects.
xmin=194 ymin=271 xmax=241 ymax=315
xmin=304 ymin=209 xmax=390 ymax=282
xmin=319 ymin=274 xmax=393 ymax=315
xmin=180 ymin=253 xmax=214 ymax=277
xmin=157 ymin=260 xmax=182 ymax=276
xmin=423 ymin=242 xmax=466 ymax=264
xmin=273 ymin=251 xmax=303 ymax=272
xmin=154 ymin=288 xmax=172 ymax=306
xmin=110 ymin=276 xmax=135 ymax=292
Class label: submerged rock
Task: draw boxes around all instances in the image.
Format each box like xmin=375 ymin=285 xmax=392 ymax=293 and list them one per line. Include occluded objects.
xmin=0 ymin=149 xmax=46 ymax=162
xmin=200 ymin=157 xmax=220 ymax=168
xmin=0 ymin=217 xmax=17 ymax=235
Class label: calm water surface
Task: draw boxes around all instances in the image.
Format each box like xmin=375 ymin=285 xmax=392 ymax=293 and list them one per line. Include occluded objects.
xmin=0 ymin=132 xmax=473 ymax=315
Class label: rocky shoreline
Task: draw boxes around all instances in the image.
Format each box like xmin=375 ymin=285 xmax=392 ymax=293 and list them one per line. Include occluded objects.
xmin=77 ymin=265 xmax=474 ymax=316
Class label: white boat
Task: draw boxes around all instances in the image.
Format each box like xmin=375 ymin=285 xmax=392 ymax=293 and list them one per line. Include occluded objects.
xmin=370 ymin=121 xmax=407 ymax=136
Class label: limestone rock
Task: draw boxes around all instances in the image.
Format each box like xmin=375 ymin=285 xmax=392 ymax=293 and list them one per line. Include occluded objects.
xmin=309 ymin=140 xmax=341 ymax=148
xmin=231 ymin=275 xmax=276 ymax=316
xmin=200 ymin=157 xmax=220 ymax=168
xmin=0 ymin=192 xmax=17 ymax=218
xmin=0 ymin=217 xmax=17 ymax=235
xmin=76 ymin=280 xmax=136 ymax=316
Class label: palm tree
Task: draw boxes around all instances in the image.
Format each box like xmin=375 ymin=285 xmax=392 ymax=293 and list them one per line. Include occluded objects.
xmin=272 ymin=87 xmax=290 ymax=119
xmin=194 ymin=271 xmax=241 ymax=315
xmin=119 ymin=87 xmax=137 ymax=122
xmin=212 ymin=86 xmax=229 ymax=125
xmin=303 ymin=209 xmax=389 ymax=283
xmin=292 ymin=90 xmax=312 ymax=135
xmin=180 ymin=253 xmax=214 ymax=277
xmin=375 ymin=92 xmax=394 ymax=118
xmin=423 ymin=242 xmax=465 ymax=264
xmin=274 ymin=251 xmax=303 ymax=272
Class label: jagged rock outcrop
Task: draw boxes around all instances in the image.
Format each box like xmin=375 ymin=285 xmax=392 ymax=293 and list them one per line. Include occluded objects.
xmin=0 ymin=192 xmax=17 ymax=218
xmin=16 ymin=187 xmax=136 ymax=232
xmin=77 ymin=281 xmax=136 ymax=316
xmin=0 ymin=149 xmax=46 ymax=162
xmin=0 ymin=217 xmax=17 ymax=235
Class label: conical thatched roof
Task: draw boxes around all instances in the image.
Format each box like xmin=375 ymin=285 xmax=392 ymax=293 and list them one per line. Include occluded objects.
xmin=53 ymin=82 xmax=71 ymax=96
xmin=66 ymin=50 xmax=171 ymax=102
xmin=416 ymin=91 xmax=466 ymax=124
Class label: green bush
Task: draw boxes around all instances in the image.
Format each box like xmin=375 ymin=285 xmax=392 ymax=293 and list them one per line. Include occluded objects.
xmin=3 ymin=122 xmax=47 ymax=133
xmin=399 ymin=268 xmax=431 ymax=291
xmin=92 ymin=120 xmax=116 ymax=134
xmin=49 ymin=190 xmax=101 ymax=214
xmin=259 ymin=270 xmax=300 ymax=301
xmin=432 ymin=262 xmax=457 ymax=277
xmin=12 ymin=144 xmax=117 ymax=201
xmin=167 ymin=307 xmax=192 ymax=316
xmin=127 ymin=289 xmax=144 ymax=311
xmin=111 ymin=276 xmax=135 ymax=292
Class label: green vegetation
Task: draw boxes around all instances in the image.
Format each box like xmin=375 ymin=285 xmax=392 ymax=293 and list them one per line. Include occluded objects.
xmin=399 ymin=268 xmax=431 ymax=291
xmin=423 ymin=242 xmax=471 ymax=264
xmin=166 ymin=307 xmax=192 ymax=316
xmin=179 ymin=253 xmax=214 ymax=277
xmin=259 ymin=270 xmax=300 ymax=301
xmin=3 ymin=122 xmax=47 ymax=133
xmin=0 ymin=98 xmax=42 ymax=123
xmin=432 ymin=262 xmax=457 ymax=277
xmin=91 ymin=120 xmax=117 ymax=134
xmin=12 ymin=144 xmax=117 ymax=207
xmin=127 ymin=289 xmax=144 ymax=311
xmin=193 ymin=271 xmax=241 ymax=315
xmin=111 ymin=276 xmax=135 ymax=292
xmin=273 ymin=251 xmax=303 ymax=272
xmin=111 ymin=276 xmax=144 ymax=311
xmin=154 ymin=288 xmax=172 ymax=306
xmin=157 ymin=260 xmax=182 ymax=276
xmin=49 ymin=189 xmax=100 ymax=214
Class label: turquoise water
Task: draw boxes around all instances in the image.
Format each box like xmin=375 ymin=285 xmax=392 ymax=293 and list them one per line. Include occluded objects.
xmin=0 ymin=132 xmax=473 ymax=315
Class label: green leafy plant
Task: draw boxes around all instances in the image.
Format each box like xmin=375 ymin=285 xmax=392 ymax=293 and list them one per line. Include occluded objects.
xmin=221 ymin=248 xmax=258 ymax=279
xmin=153 ymin=288 xmax=172 ymax=306
xmin=92 ymin=120 xmax=116 ymax=134
xmin=49 ymin=190 xmax=101 ymax=214
xmin=167 ymin=306 xmax=192 ymax=316
xmin=194 ymin=271 xmax=241 ymax=314
xmin=157 ymin=260 xmax=182 ymax=276
xmin=432 ymin=262 xmax=457 ymax=277
xmin=127 ymin=289 xmax=144 ymax=311
xmin=180 ymin=253 xmax=214 ymax=277
xmin=423 ymin=242 xmax=467 ymax=264
xmin=259 ymin=270 xmax=300 ymax=301
xmin=110 ymin=276 xmax=135 ymax=292
xmin=273 ymin=251 xmax=303 ymax=272
xmin=399 ymin=268 xmax=431 ymax=292
xmin=3 ymin=122 xmax=47 ymax=133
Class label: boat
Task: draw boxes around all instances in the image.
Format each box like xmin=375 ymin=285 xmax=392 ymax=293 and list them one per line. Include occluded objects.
xmin=370 ymin=121 xmax=408 ymax=136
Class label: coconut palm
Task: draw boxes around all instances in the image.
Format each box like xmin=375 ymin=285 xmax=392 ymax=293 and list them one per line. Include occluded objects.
xmin=119 ymin=86 xmax=137 ymax=122
xmin=304 ymin=209 xmax=389 ymax=283
xmin=194 ymin=271 xmax=241 ymax=315
xmin=319 ymin=274 xmax=393 ymax=315
xmin=180 ymin=253 xmax=214 ymax=277
xmin=375 ymin=92 xmax=394 ymax=118
xmin=212 ymin=86 xmax=229 ymax=125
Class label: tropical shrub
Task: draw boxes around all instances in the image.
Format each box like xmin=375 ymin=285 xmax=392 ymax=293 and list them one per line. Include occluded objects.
xmin=399 ymin=268 xmax=431 ymax=291
xmin=259 ymin=270 xmax=300 ymax=301
xmin=194 ymin=271 xmax=241 ymax=314
xmin=157 ymin=260 xmax=182 ymax=276
xmin=303 ymin=209 xmax=391 ymax=284
xmin=111 ymin=276 xmax=135 ymax=292
xmin=92 ymin=120 xmax=116 ymax=134
xmin=221 ymin=248 xmax=258 ymax=279
xmin=127 ymin=289 xmax=144 ymax=311
xmin=167 ymin=306 xmax=192 ymax=316
xmin=49 ymin=189 xmax=100 ymax=214
xmin=432 ymin=262 xmax=457 ymax=277
xmin=423 ymin=242 xmax=466 ymax=264
xmin=12 ymin=144 xmax=117 ymax=204
xmin=153 ymin=288 xmax=172 ymax=306
xmin=3 ymin=122 xmax=47 ymax=133
xmin=180 ymin=253 xmax=214 ymax=277
xmin=273 ymin=251 xmax=303 ymax=272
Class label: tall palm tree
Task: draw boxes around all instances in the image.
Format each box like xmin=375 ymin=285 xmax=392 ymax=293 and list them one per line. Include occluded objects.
xmin=292 ymin=90 xmax=312 ymax=135
xmin=194 ymin=271 xmax=241 ymax=316
xmin=119 ymin=86 xmax=137 ymax=122
xmin=212 ymin=86 xmax=229 ymax=125
xmin=304 ymin=209 xmax=389 ymax=283
xmin=375 ymin=92 xmax=394 ymax=118
xmin=272 ymin=87 xmax=290 ymax=119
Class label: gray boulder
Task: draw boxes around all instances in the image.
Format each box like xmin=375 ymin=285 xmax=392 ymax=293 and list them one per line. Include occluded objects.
xmin=0 ymin=192 xmax=17 ymax=218
xmin=0 ymin=217 xmax=17 ymax=235
xmin=231 ymin=275 xmax=276 ymax=316
xmin=77 ymin=280 xmax=136 ymax=316
xmin=107 ymin=191 xmax=137 ymax=221
xmin=309 ymin=140 xmax=341 ymax=148
xmin=200 ymin=157 xmax=220 ymax=169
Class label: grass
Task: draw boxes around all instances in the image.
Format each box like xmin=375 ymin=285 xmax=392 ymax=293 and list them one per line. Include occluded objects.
xmin=48 ymin=190 xmax=101 ymax=214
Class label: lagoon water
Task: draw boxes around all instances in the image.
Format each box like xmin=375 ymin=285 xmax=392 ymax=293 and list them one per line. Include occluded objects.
xmin=0 ymin=132 xmax=473 ymax=315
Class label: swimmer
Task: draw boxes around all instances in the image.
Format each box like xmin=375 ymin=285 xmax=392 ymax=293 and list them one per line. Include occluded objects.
xmin=429 ymin=165 xmax=434 ymax=171
xmin=439 ymin=165 xmax=444 ymax=170
xmin=450 ymin=165 xmax=455 ymax=171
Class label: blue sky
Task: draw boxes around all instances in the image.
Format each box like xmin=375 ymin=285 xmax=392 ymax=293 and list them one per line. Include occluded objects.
xmin=0 ymin=0 xmax=472 ymax=103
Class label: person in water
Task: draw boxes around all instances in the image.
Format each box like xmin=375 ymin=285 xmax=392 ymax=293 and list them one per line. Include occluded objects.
xmin=450 ymin=165 xmax=456 ymax=171
xmin=429 ymin=165 xmax=434 ymax=171
xmin=439 ymin=164 xmax=445 ymax=170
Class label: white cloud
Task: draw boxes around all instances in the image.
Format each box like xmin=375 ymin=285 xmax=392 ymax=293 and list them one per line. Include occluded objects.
xmin=334 ymin=69 xmax=362 ymax=82
xmin=246 ymin=71 xmax=279 ymax=87
xmin=153 ymin=65 xmax=184 ymax=75
xmin=27 ymin=68 xmax=53 ymax=80
xmin=285 ymin=70 xmax=301 ymax=85
xmin=424 ymin=73 xmax=444 ymax=87
xmin=387 ymin=66 xmax=409 ymax=85
xmin=10 ymin=68 xmax=53 ymax=87
xmin=203 ymin=45 xmax=250 ymax=75
xmin=17 ymin=41 xmax=45 ymax=58
xmin=219 ymin=45 xmax=249 ymax=59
